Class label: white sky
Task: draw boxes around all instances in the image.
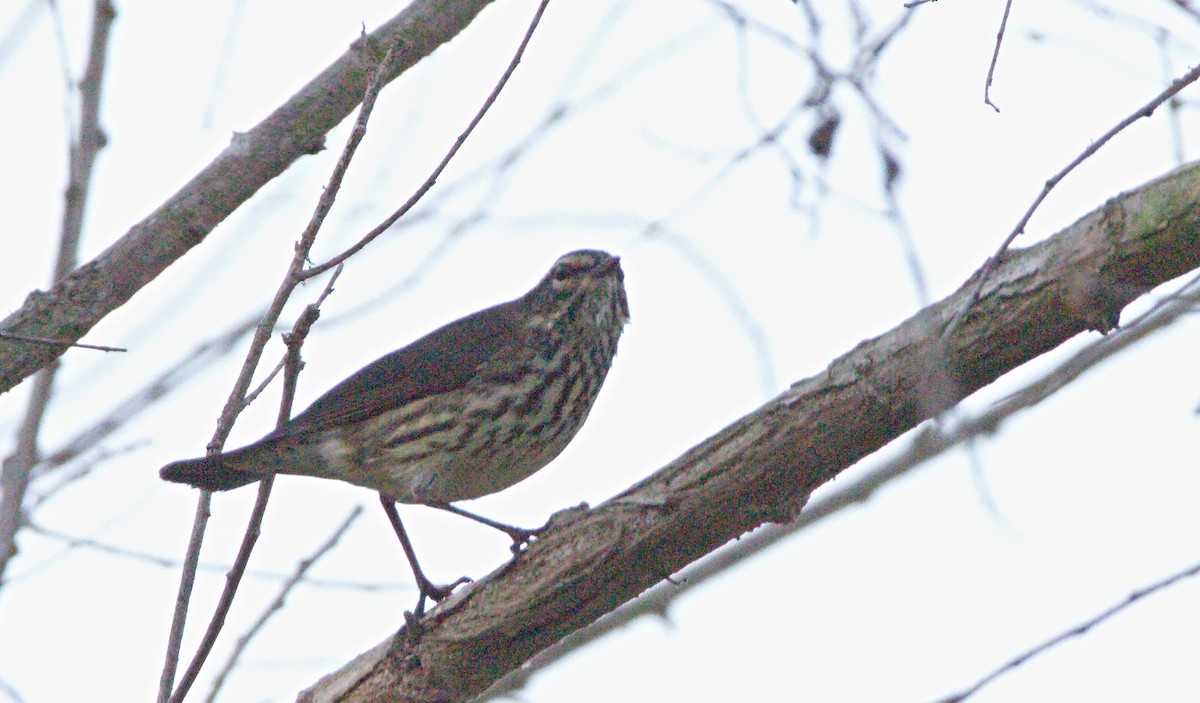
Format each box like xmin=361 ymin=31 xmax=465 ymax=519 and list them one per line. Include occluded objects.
xmin=2 ymin=0 xmax=1199 ymax=701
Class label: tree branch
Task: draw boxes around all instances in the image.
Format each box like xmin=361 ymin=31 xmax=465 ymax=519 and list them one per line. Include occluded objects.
xmin=0 ymin=0 xmax=116 ymax=587
xmin=0 ymin=0 xmax=496 ymax=395
xmin=481 ymin=267 xmax=1200 ymax=699
xmin=300 ymin=160 xmax=1200 ymax=702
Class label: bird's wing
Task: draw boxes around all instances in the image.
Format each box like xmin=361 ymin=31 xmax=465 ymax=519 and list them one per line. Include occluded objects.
xmin=267 ymin=300 xmax=523 ymax=438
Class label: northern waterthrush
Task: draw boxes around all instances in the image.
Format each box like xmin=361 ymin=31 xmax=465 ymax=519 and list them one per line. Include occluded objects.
xmin=160 ymin=249 xmax=629 ymax=613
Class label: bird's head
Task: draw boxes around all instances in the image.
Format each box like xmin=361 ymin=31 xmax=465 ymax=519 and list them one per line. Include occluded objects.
xmin=527 ymin=250 xmax=630 ymax=333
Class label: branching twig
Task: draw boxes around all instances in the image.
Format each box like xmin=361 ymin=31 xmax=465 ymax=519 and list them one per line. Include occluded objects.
xmin=168 ymin=483 xmax=274 ymax=703
xmin=0 ymin=0 xmax=115 ymax=590
xmin=300 ymin=0 xmax=554 ymax=280
xmin=946 ymin=62 xmax=1200 ymax=339
xmin=242 ymin=357 xmax=287 ymax=410
xmin=165 ymin=5 xmax=554 ymax=695
xmin=166 ymin=268 xmax=343 ymax=703
xmin=157 ymin=41 xmax=398 ymax=703
xmin=205 ymin=506 xmax=363 ymax=702
xmin=37 ymin=313 xmax=260 ymax=475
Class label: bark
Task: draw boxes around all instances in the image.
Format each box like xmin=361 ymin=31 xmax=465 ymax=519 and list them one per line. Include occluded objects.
xmin=298 ymin=160 xmax=1200 ymax=702
xmin=0 ymin=0 xmax=495 ymax=395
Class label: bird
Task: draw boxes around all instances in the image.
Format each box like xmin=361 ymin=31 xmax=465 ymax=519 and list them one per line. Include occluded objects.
xmin=160 ymin=249 xmax=629 ymax=614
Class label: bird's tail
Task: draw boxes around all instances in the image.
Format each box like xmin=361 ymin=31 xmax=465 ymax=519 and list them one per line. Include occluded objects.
xmin=159 ymin=451 xmax=266 ymax=492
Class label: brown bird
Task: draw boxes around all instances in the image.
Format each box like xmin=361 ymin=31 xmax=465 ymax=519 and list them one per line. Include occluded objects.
xmin=160 ymin=249 xmax=629 ymax=614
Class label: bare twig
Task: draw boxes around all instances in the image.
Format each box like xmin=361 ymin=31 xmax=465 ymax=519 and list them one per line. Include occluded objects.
xmin=847 ymin=9 xmax=924 ymax=303
xmin=24 ymin=519 xmax=399 ymax=591
xmin=1165 ymin=0 xmax=1200 ymax=20
xmin=205 ymin=506 xmax=363 ymax=702
xmin=158 ymin=490 xmax=210 ymax=702
xmin=63 ymin=0 xmax=114 ymax=264
xmin=983 ymin=0 xmax=1013 ymax=111
xmin=300 ymin=0 xmax=554 ymax=280
xmin=157 ymin=42 xmax=396 ymax=703
xmin=0 ymin=1 xmax=44 ymax=69
xmin=169 ymin=5 xmax=552 ymax=694
xmin=242 ymin=357 xmax=287 ymax=410
xmin=0 ymin=0 xmax=500 ymax=395
xmin=1156 ymin=28 xmax=1187 ymax=165
xmin=166 ymin=264 xmax=343 ymax=703
xmin=0 ymin=332 xmax=125 ymax=353
xmin=0 ymin=0 xmax=115 ymax=589
xmin=38 ymin=313 xmax=260 ymax=473
xmin=167 ymin=481 xmax=274 ymax=703
xmin=0 ymin=368 xmax=56 ymax=585
xmin=946 ymin=62 xmax=1200 ymax=339
xmin=933 ymin=559 xmax=1200 ymax=703
xmin=28 ymin=441 xmax=145 ymax=512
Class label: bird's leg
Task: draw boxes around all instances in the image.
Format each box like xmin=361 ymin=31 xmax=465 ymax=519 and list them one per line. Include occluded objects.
xmin=425 ymin=502 xmax=546 ymax=554
xmin=379 ymin=495 xmax=470 ymax=618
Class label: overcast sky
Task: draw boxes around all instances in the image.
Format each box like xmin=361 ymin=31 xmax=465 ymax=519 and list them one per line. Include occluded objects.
xmin=2 ymin=1 xmax=1199 ymax=701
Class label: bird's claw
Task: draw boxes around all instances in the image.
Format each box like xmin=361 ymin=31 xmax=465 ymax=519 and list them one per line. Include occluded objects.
xmin=412 ymin=574 xmax=472 ymax=618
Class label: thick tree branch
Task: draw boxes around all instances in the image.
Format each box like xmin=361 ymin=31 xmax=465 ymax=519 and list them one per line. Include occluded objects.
xmin=0 ymin=0 xmax=495 ymax=395
xmin=301 ymin=160 xmax=1200 ymax=702
xmin=482 ymin=268 xmax=1200 ymax=699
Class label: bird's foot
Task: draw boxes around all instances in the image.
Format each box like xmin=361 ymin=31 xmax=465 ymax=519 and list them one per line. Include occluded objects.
xmin=411 ymin=573 xmax=472 ymax=619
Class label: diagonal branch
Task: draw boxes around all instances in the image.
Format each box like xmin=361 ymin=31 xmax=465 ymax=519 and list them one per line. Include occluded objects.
xmin=0 ymin=0 xmax=116 ymax=588
xmin=934 ymin=558 xmax=1200 ymax=703
xmin=300 ymin=160 xmax=1200 ymax=702
xmin=481 ymin=267 xmax=1200 ymax=699
xmin=301 ymin=0 xmax=553 ymax=281
xmin=205 ymin=506 xmax=364 ymax=703
xmin=0 ymin=0 xmax=497 ymax=395
xmin=159 ymin=30 xmax=403 ymax=700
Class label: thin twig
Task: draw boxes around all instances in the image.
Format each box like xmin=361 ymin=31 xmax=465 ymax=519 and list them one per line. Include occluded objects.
xmin=165 ymin=271 xmax=343 ymax=703
xmin=0 ymin=0 xmax=115 ymax=590
xmin=39 ymin=313 xmax=260 ymax=473
xmin=1155 ymin=27 xmax=1186 ymax=165
xmin=0 ymin=367 xmax=56 ymax=585
xmin=278 ymin=268 xmax=345 ymax=423
xmin=167 ymin=479 xmax=273 ymax=703
xmin=27 ymin=441 xmax=145 ymax=513
xmin=945 ymin=62 xmax=1200 ymax=339
xmin=24 ymin=519 xmax=400 ymax=591
xmin=983 ymin=0 xmax=1012 ymax=111
xmin=845 ymin=8 xmax=915 ymax=139
xmin=205 ymin=506 xmax=363 ymax=702
xmin=241 ymin=357 xmax=287 ymax=411
xmin=158 ymin=490 xmax=211 ymax=702
xmin=157 ymin=43 xmax=396 ymax=703
xmin=933 ymin=559 xmax=1200 ymax=703
xmin=0 ymin=332 xmax=125 ymax=352
xmin=300 ymin=0 xmax=554 ymax=280
xmin=177 ymin=4 xmax=552 ymax=692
